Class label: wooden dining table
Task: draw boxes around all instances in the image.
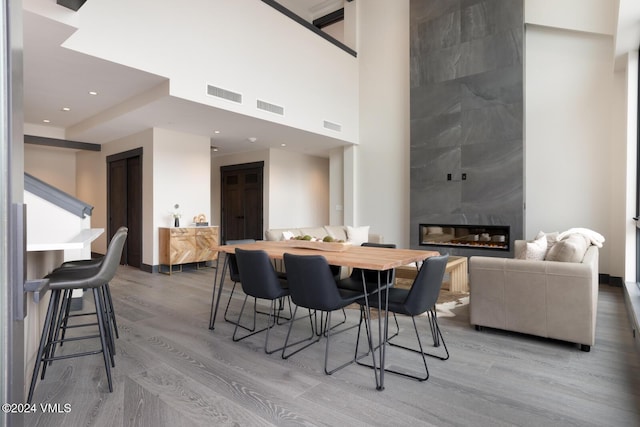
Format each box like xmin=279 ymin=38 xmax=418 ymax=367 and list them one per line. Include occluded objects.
xmin=208 ymin=240 xmax=440 ymax=390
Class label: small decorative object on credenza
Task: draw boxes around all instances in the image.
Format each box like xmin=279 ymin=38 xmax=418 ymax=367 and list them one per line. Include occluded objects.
xmin=193 ymin=213 xmax=208 ymax=226
xmin=172 ymin=204 xmax=181 ymax=227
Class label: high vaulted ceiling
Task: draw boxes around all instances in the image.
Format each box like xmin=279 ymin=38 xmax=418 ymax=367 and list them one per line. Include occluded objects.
xmin=21 ymin=0 xmax=640 ymax=156
xmin=22 ymin=0 xmax=349 ymax=157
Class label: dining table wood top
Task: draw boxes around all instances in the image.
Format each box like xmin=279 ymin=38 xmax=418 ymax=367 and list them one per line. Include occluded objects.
xmin=214 ymin=240 xmax=440 ymax=271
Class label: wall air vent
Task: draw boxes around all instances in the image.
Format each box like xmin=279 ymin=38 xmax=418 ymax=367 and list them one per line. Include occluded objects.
xmin=323 ymin=120 xmax=342 ymax=132
xmin=206 ymin=84 xmax=242 ymax=104
xmin=257 ymin=99 xmax=284 ymax=116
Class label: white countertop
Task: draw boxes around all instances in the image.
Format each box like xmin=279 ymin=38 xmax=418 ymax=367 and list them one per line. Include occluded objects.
xmin=27 ymin=228 xmax=104 ymax=252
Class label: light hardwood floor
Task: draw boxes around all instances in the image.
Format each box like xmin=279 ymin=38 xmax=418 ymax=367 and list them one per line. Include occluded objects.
xmin=25 ymin=264 xmax=640 ymax=426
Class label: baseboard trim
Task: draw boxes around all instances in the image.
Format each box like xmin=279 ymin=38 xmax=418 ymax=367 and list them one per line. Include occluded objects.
xmin=141 ymin=263 xmax=155 ymax=273
xmin=600 ymin=273 xmax=623 ymax=287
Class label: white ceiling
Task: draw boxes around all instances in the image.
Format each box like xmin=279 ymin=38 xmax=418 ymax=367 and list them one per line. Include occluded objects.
xmin=22 ymin=0 xmax=349 ymax=157
xmin=22 ymin=1 xmax=640 ymax=156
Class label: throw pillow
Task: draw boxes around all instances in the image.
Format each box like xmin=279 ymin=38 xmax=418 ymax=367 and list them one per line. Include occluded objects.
xmin=535 ymin=230 xmax=560 ymax=251
xmin=524 ymin=234 xmax=547 ymax=260
xmin=346 ymin=225 xmax=370 ymax=246
xmin=545 ymin=234 xmax=589 ymax=263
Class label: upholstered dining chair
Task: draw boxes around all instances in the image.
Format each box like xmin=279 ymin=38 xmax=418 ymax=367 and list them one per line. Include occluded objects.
xmin=356 ymin=254 xmax=449 ymax=382
xmin=336 ymin=242 xmax=397 ymax=294
xmin=334 ymin=243 xmax=397 ymax=338
xmin=27 ymin=228 xmax=128 ymax=403
xmin=282 ymin=253 xmax=370 ymax=375
xmin=222 ymin=239 xmax=256 ymax=330
xmin=232 ymin=248 xmax=292 ymax=354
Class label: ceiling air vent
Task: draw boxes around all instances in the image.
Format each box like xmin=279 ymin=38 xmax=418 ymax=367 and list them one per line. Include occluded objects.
xmin=206 ymin=84 xmax=242 ymax=104
xmin=323 ymin=120 xmax=342 ymax=132
xmin=257 ymin=99 xmax=284 ymax=116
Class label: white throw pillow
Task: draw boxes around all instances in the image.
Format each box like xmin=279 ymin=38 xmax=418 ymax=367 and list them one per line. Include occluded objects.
xmin=535 ymin=230 xmax=560 ymax=251
xmin=516 ymin=234 xmax=547 ymax=260
xmin=346 ymin=225 xmax=370 ymax=246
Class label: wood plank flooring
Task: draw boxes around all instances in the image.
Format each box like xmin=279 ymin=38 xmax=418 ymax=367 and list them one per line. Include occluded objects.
xmin=25 ymin=264 xmax=640 ymax=426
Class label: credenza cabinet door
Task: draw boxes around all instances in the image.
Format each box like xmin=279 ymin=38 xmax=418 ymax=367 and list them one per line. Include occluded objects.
xmin=195 ymin=227 xmax=219 ymax=262
xmin=159 ymin=226 xmax=218 ymax=274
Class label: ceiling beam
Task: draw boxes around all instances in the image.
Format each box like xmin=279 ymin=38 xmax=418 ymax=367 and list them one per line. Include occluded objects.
xmin=24 ymin=135 xmax=101 ymax=151
xmin=313 ymin=8 xmax=344 ymax=29
xmin=56 ymin=0 xmax=87 ymax=12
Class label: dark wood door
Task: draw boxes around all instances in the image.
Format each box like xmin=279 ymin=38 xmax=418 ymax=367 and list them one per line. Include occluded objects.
xmin=221 ymin=162 xmax=263 ymax=243
xmin=107 ymin=148 xmax=143 ymax=268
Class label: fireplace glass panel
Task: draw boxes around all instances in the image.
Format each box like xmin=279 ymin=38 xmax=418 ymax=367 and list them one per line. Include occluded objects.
xmin=419 ymin=224 xmax=510 ymax=251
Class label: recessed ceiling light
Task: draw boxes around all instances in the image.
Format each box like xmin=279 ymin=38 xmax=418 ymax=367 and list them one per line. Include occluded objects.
xmin=214 ymin=130 xmax=220 ymax=134
xmin=61 ymin=107 xmax=71 ymax=112
xmin=212 ymin=147 xmax=219 ymax=152
xmin=42 ymin=119 xmax=50 ymax=123
xmin=88 ymin=91 xmax=98 ymax=96
xmin=281 ymin=143 xmax=286 ymax=147
xmin=248 ymin=137 xmax=257 ymax=143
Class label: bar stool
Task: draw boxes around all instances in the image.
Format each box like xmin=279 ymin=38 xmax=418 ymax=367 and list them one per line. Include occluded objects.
xmin=51 ymin=227 xmax=127 ymax=352
xmin=27 ymin=230 xmax=128 ymax=403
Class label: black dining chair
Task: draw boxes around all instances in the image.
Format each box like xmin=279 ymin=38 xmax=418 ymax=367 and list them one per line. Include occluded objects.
xmin=337 ymin=242 xmax=397 ymax=294
xmin=335 ymin=243 xmax=397 ymax=337
xmin=27 ymin=228 xmax=128 ymax=403
xmin=222 ymin=239 xmax=257 ymax=330
xmin=232 ymin=248 xmax=293 ymax=354
xmin=282 ymin=253 xmax=372 ymax=375
xmin=355 ymin=254 xmax=449 ymax=382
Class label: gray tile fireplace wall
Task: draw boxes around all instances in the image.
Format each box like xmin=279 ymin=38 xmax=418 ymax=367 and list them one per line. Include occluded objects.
xmin=409 ymin=0 xmax=524 ymax=258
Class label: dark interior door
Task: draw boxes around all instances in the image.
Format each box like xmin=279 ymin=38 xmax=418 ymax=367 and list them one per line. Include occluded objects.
xmin=107 ymin=148 xmax=143 ymax=268
xmin=221 ymin=162 xmax=264 ymax=243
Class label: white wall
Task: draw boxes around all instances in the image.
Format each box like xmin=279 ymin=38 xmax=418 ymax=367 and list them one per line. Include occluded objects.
xmin=152 ymin=128 xmax=211 ymax=263
xmin=525 ymin=0 xmax=616 ymax=36
xmin=269 ymin=149 xmax=329 ymax=229
xmin=329 ymin=147 xmax=344 ymax=225
xmin=24 ymin=145 xmax=76 ymax=195
xmin=525 ymin=25 xmax=614 ymax=273
xmin=352 ymin=0 xmax=410 ymax=247
xmin=62 ymin=0 xmax=359 ymax=144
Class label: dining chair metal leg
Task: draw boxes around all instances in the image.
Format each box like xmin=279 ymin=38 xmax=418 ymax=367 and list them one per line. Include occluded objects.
xmin=387 ymin=308 xmax=449 ymax=361
xmin=281 ymin=307 xmax=319 ymax=359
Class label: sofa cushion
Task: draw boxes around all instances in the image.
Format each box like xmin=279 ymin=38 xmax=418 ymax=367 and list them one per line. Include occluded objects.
xmin=265 ymin=228 xmax=302 ymax=241
xmin=545 ymin=234 xmax=589 ymax=263
xmin=515 ymin=234 xmax=547 ymax=260
xmin=324 ymin=225 xmax=348 ymax=241
xmin=346 ymin=225 xmax=370 ymax=246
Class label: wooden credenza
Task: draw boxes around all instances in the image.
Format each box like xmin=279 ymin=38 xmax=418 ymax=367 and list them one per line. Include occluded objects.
xmin=159 ymin=226 xmax=219 ymax=274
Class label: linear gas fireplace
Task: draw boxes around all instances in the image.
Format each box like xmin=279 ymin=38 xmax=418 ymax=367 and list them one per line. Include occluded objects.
xmin=419 ymin=224 xmax=510 ymax=251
